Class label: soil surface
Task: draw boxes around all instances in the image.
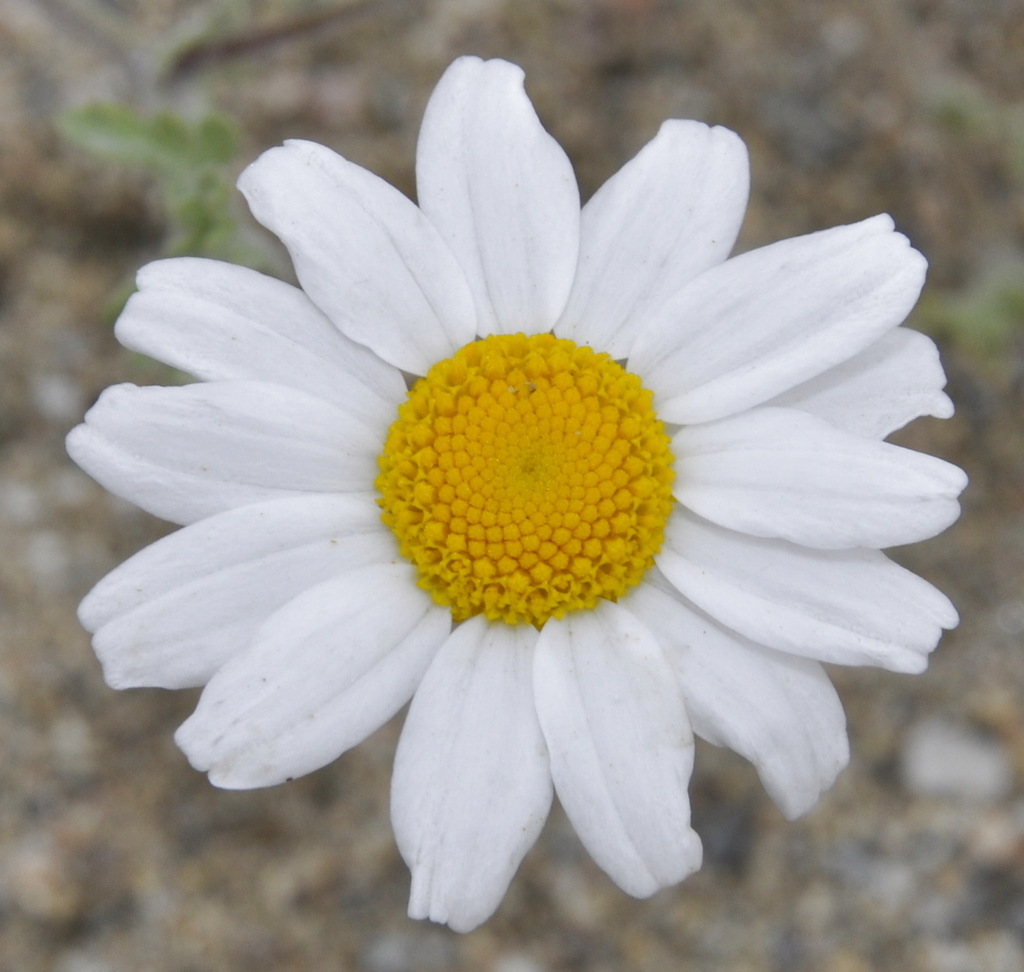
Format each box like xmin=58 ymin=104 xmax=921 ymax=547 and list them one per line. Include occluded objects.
xmin=2 ymin=1 xmax=1023 ymax=970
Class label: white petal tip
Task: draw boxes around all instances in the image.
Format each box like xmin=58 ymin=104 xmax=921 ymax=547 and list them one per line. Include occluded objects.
xmin=175 ymin=726 xmax=280 ymax=791
xmin=97 ymin=663 xmax=137 ymax=692
xmin=65 ymin=422 xmax=91 ymax=464
xmin=864 ymin=212 xmax=896 ymax=233
xmin=932 ymin=393 xmax=956 ymax=421
xmin=206 ymin=766 xmax=279 ymax=791
xmin=444 ymin=54 xmax=522 ymax=83
xmin=772 ymin=749 xmax=852 ymax=821
xmin=942 ymin=604 xmax=960 ymax=631
xmin=406 ymin=901 xmax=487 ymax=935
xmin=406 ymin=872 xmax=496 ymax=934
xmin=777 ymin=794 xmax=823 ymax=822
xmin=76 ymin=592 xmax=101 ymax=635
xmin=888 ymin=651 xmax=932 ymax=676
xmin=619 ymin=830 xmax=704 ymax=899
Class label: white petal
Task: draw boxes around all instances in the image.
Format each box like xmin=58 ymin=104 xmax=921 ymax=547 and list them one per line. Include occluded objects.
xmin=673 ymin=406 xmax=967 ymax=549
xmin=628 ymin=575 xmax=849 ymax=819
xmin=67 ymin=381 xmax=378 ymax=524
xmin=767 ymin=327 xmax=954 ymax=438
xmin=533 ymin=602 xmax=702 ymax=896
xmin=175 ymin=563 xmax=449 ymax=788
xmin=416 ymin=56 xmax=580 ymax=336
xmin=238 ymin=140 xmax=477 ymax=375
xmin=80 ymin=494 xmax=395 ymax=690
xmin=117 ymin=257 xmax=405 ymax=434
xmin=556 ymin=120 xmax=748 ymax=358
xmin=630 ymin=215 xmax=929 ymax=424
xmin=392 ymin=618 xmax=552 ymax=933
xmin=658 ymin=509 xmax=959 ymax=673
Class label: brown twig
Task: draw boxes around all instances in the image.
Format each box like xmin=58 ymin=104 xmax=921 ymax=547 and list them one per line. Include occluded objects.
xmin=27 ymin=0 xmax=140 ymax=83
xmin=164 ymin=0 xmax=410 ymax=83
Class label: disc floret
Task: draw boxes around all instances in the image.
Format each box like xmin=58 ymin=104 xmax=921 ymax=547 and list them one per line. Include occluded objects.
xmin=377 ymin=333 xmax=675 ymax=626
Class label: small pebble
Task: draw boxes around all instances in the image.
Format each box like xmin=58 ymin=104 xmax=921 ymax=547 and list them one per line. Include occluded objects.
xmin=2 ymin=836 xmax=82 ymax=923
xmin=31 ymin=373 xmax=84 ymax=425
xmin=493 ymin=955 xmax=548 ymax=972
xmin=901 ymin=717 xmax=1013 ymax=802
xmin=24 ymin=529 xmax=73 ymax=590
xmin=0 ymin=478 xmax=43 ymax=524
xmin=361 ymin=930 xmax=458 ymax=972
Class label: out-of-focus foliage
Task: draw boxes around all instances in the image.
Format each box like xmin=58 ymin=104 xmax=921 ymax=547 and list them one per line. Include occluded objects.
xmin=927 ymin=77 xmax=1024 ymax=179
xmin=920 ymin=260 xmax=1024 ymax=359
xmin=59 ymin=104 xmax=262 ymax=264
xmin=919 ymin=80 xmax=1024 ymax=359
xmin=60 ymin=104 xmax=237 ymax=171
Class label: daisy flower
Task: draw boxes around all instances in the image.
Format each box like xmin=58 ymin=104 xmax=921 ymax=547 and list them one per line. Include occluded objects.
xmin=68 ymin=56 xmax=967 ymax=932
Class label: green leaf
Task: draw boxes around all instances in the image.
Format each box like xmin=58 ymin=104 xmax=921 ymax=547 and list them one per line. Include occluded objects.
xmin=60 ymin=103 xmax=183 ymax=170
xmin=195 ymin=114 xmax=239 ymax=165
xmin=919 ymin=260 xmax=1024 ymax=358
xmin=59 ymin=103 xmax=241 ymax=174
xmin=58 ymin=100 xmax=281 ymax=284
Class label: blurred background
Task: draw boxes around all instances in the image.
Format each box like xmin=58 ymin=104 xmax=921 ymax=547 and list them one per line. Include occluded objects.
xmin=1 ymin=0 xmax=1022 ymax=969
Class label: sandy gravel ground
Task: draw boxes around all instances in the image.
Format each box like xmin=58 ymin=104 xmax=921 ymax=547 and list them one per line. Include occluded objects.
xmin=1 ymin=1 xmax=1022 ymax=970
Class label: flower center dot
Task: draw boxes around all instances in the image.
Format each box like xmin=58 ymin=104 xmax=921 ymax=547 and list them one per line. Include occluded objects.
xmin=376 ymin=333 xmax=675 ymax=627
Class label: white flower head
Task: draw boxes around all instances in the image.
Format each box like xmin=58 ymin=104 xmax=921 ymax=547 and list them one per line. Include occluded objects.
xmin=68 ymin=56 xmax=967 ymax=932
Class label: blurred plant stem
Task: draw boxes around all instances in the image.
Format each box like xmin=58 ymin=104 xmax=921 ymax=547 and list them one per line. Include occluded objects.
xmin=165 ymin=0 xmax=408 ymax=82
xmin=60 ymin=100 xmax=281 ymax=271
xmin=919 ymin=259 xmax=1024 ymax=361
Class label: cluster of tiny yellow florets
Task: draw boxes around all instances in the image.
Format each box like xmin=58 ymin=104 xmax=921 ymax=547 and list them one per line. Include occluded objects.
xmin=376 ymin=333 xmax=675 ymax=626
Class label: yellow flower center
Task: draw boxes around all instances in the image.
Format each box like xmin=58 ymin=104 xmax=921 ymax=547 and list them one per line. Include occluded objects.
xmin=376 ymin=333 xmax=675 ymax=626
